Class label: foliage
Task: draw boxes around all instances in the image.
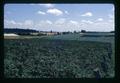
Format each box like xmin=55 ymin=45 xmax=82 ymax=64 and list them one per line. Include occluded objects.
xmin=4 ymin=38 xmax=114 ymax=78
xmin=81 ymin=30 xmax=86 ymax=33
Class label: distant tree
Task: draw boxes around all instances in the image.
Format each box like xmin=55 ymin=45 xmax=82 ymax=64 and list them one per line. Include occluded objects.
xmin=81 ymin=30 xmax=86 ymax=33
xmin=62 ymin=31 xmax=70 ymax=34
xmin=50 ymin=30 xmax=52 ymax=33
xmin=74 ymin=30 xmax=77 ymax=33
xmin=67 ymin=31 xmax=71 ymax=34
xmin=57 ymin=32 xmax=60 ymax=35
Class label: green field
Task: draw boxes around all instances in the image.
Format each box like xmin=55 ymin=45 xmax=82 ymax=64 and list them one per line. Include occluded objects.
xmin=4 ymin=33 xmax=115 ymax=78
xmin=45 ymin=33 xmax=114 ymax=43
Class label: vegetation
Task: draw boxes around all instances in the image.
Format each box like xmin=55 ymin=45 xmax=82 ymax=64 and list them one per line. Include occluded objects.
xmin=81 ymin=30 xmax=86 ymax=33
xmin=4 ymin=38 xmax=114 ymax=78
xmin=45 ymin=33 xmax=114 ymax=43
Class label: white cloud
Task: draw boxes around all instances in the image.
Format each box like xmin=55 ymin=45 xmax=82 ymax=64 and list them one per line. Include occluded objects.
xmin=93 ymin=22 xmax=114 ymax=31
xmin=4 ymin=19 xmax=23 ymax=28
xmin=81 ymin=20 xmax=93 ymax=24
xmin=17 ymin=22 xmax=23 ymax=25
xmin=47 ymin=8 xmax=63 ymax=16
xmin=108 ymin=19 xmax=114 ymax=22
xmin=65 ymin=11 xmax=69 ymax=14
xmin=4 ymin=19 xmax=114 ymax=32
xmin=4 ymin=20 xmax=17 ymax=25
xmin=23 ymin=20 xmax=34 ymax=29
xmin=109 ymin=14 xmax=114 ymax=19
xmin=10 ymin=20 xmax=16 ymax=24
xmin=35 ymin=20 xmax=53 ymax=31
xmin=35 ymin=19 xmax=80 ymax=32
xmin=45 ymin=21 xmax=112 ymax=31
xmin=81 ymin=12 xmax=93 ymax=17
xmin=55 ymin=18 xmax=66 ymax=24
xmin=70 ymin=20 xmax=78 ymax=25
xmin=37 ymin=11 xmax=46 ymax=15
xmin=97 ymin=18 xmax=103 ymax=21
xmin=24 ymin=20 xmax=33 ymax=26
xmin=46 ymin=20 xmax=52 ymax=24
xmin=38 ymin=4 xmax=54 ymax=8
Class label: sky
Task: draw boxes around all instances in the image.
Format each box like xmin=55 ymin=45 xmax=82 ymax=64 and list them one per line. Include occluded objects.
xmin=4 ymin=4 xmax=114 ymax=32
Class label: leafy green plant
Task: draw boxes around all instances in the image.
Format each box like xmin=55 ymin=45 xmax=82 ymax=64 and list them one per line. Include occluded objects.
xmin=4 ymin=38 xmax=114 ymax=78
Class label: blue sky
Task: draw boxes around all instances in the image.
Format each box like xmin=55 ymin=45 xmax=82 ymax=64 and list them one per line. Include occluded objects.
xmin=4 ymin=4 xmax=114 ymax=32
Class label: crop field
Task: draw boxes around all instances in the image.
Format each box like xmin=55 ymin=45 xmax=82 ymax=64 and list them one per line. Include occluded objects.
xmin=4 ymin=36 xmax=114 ymax=78
xmin=45 ymin=33 xmax=114 ymax=43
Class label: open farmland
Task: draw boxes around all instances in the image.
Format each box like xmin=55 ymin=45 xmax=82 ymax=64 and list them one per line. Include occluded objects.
xmin=4 ymin=4 xmax=115 ymax=78
xmin=4 ymin=35 xmax=114 ymax=78
xmin=45 ymin=33 xmax=115 ymax=67
xmin=45 ymin=33 xmax=114 ymax=43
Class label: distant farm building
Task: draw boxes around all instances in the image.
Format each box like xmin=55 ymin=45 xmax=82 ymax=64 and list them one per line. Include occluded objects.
xmin=46 ymin=32 xmax=58 ymax=36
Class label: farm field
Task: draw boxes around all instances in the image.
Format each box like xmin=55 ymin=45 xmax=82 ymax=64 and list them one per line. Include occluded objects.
xmin=4 ymin=35 xmax=46 ymax=39
xmin=4 ymin=4 xmax=115 ymax=78
xmin=45 ymin=33 xmax=115 ymax=66
xmin=45 ymin=33 xmax=114 ymax=43
xmin=4 ymin=34 xmax=115 ymax=78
